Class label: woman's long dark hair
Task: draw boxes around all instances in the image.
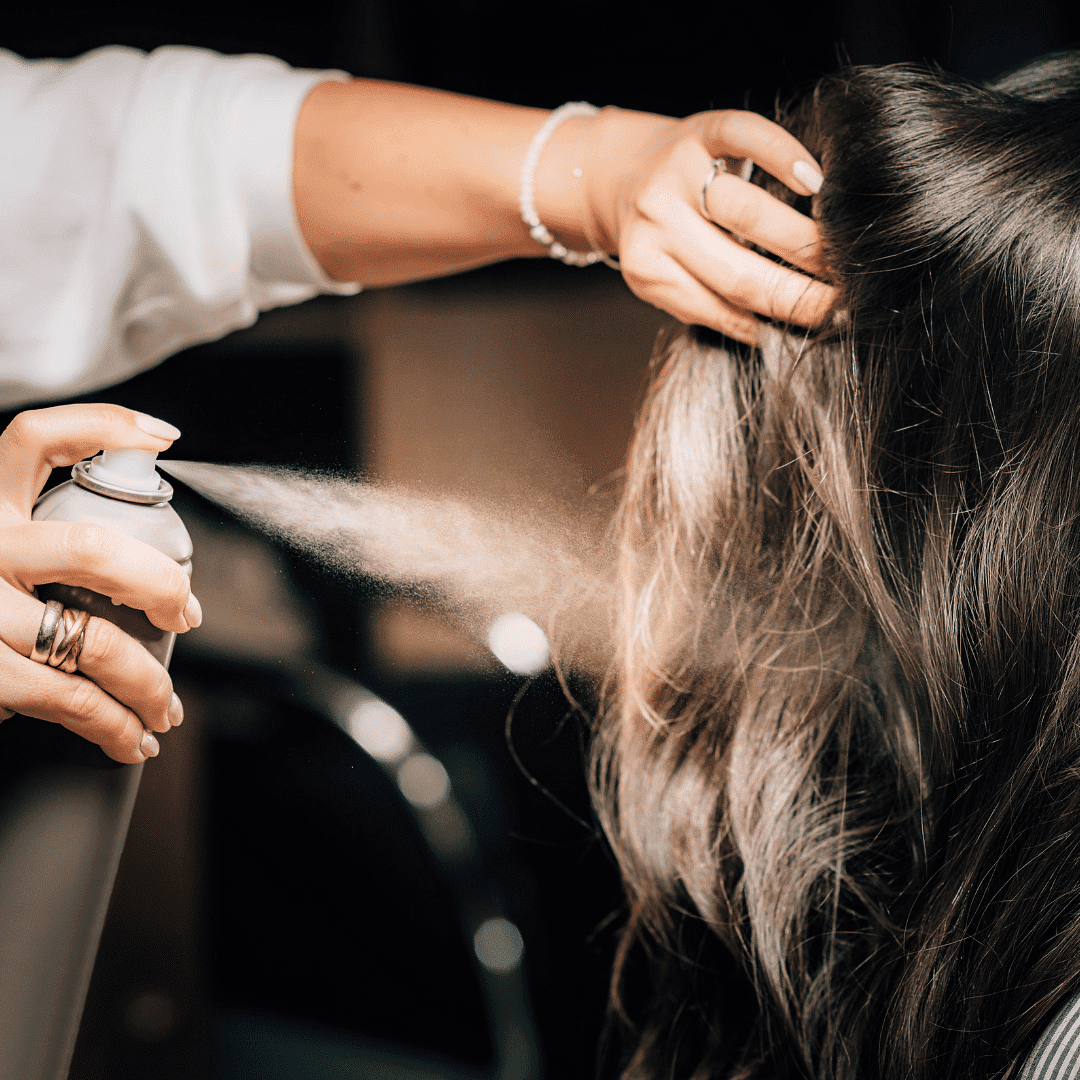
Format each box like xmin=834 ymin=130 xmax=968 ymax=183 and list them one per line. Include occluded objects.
xmin=594 ymin=53 xmax=1080 ymax=1080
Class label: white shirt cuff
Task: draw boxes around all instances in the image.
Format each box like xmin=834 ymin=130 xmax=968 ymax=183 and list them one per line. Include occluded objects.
xmin=230 ymin=64 xmax=361 ymax=296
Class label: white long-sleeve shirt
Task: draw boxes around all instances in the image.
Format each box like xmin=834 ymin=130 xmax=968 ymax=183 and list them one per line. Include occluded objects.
xmin=0 ymin=45 xmax=359 ymax=410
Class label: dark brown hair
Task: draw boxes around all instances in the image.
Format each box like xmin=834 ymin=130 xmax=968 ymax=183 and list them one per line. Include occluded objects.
xmin=595 ymin=53 xmax=1080 ymax=1080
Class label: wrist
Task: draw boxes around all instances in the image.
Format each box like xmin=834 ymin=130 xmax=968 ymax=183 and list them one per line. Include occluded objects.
xmin=581 ymin=107 xmax=678 ymax=255
xmin=528 ymin=113 xmax=596 ymax=253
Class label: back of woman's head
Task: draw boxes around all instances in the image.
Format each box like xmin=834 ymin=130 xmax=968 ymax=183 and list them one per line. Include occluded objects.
xmin=596 ymin=52 xmax=1080 ymax=1080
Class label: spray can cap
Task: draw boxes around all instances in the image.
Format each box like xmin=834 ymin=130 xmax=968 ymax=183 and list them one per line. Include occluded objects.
xmin=72 ymin=449 xmax=174 ymax=504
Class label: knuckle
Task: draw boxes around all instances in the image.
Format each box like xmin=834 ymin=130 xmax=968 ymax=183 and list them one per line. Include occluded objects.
xmin=101 ymin=720 xmax=144 ymax=764
xmin=80 ymin=620 xmax=158 ymax=686
xmin=163 ymin=563 xmax=189 ymax=609
xmin=77 ymin=618 xmax=117 ymax=667
xmin=765 ymin=129 xmax=793 ymax=159
xmin=75 ymin=618 xmax=173 ymax=720
xmin=145 ymin=665 xmax=173 ymax=711
xmin=767 ymin=270 xmax=803 ymax=317
xmin=64 ymin=522 xmax=116 ymax=569
xmin=724 ymin=268 xmax=757 ymax=307
xmin=726 ymin=192 xmax=762 ymax=237
xmin=706 ymin=111 xmax=737 ymax=146
xmin=633 ymin=187 xmax=672 ymax=225
xmin=63 ymin=676 xmax=102 ymax=721
xmin=2 ymin=410 xmax=46 ymax=454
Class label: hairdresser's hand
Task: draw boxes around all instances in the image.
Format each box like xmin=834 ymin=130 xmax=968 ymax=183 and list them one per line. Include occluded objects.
xmin=0 ymin=404 xmax=200 ymax=763
xmin=583 ymin=108 xmax=836 ymax=344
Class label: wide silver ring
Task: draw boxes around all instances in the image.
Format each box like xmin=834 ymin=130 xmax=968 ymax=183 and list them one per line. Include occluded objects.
xmin=51 ymin=609 xmax=89 ymax=674
xmin=701 ymin=158 xmax=728 ymax=221
xmin=30 ymin=600 xmax=64 ymax=664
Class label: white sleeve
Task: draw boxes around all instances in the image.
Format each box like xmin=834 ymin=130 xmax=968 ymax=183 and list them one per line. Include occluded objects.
xmin=0 ymin=45 xmax=360 ymax=410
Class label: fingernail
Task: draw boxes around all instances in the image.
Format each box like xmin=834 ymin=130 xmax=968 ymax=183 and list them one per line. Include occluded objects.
xmin=140 ymin=730 xmax=160 ymax=759
xmin=168 ymin=693 xmax=184 ymax=728
xmin=792 ymin=160 xmax=823 ymax=195
xmin=184 ymin=593 xmax=202 ymax=629
xmin=133 ymin=412 xmax=181 ymax=441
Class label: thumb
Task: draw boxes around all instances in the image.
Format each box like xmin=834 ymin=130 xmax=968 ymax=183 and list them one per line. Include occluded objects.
xmin=0 ymin=405 xmax=180 ymax=518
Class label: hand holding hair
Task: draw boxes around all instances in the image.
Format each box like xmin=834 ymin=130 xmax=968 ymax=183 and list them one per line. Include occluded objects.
xmin=292 ymin=81 xmax=834 ymax=342
xmin=576 ymin=107 xmax=835 ymax=343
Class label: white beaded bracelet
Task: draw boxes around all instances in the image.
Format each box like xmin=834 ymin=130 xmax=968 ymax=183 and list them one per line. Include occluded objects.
xmin=519 ymin=101 xmax=608 ymax=267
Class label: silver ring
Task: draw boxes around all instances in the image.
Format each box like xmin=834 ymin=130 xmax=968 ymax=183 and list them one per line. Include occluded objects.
xmin=50 ymin=609 xmax=89 ymax=674
xmin=701 ymin=158 xmax=728 ymax=221
xmin=30 ymin=600 xmax=64 ymax=664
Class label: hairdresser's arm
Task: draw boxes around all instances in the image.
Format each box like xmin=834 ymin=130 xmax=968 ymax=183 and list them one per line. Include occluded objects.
xmin=294 ymin=81 xmax=833 ymax=344
xmin=0 ymin=405 xmax=197 ymax=763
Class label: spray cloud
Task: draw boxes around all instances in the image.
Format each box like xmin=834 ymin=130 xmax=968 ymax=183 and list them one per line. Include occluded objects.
xmin=160 ymin=461 xmax=615 ymax=671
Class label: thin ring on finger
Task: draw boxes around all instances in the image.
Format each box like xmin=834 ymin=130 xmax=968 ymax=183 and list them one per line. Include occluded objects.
xmin=701 ymin=158 xmax=757 ymax=243
xmin=701 ymin=158 xmax=728 ymax=221
xmin=50 ymin=608 xmax=89 ymax=674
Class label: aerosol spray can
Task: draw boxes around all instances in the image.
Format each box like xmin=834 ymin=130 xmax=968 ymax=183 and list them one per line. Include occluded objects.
xmin=31 ymin=447 xmax=193 ymax=665
xmin=0 ymin=448 xmax=193 ymax=1080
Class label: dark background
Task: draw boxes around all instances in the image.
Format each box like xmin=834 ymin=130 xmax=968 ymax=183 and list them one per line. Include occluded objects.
xmin=2 ymin=2 xmax=1078 ymax=1078
xmin=6 ymin=0 xmax=1078 ymax=112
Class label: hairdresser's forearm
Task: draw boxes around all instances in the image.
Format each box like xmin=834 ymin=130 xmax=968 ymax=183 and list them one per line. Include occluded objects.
xmin=292 ymin=78 xmax=669 ymax=285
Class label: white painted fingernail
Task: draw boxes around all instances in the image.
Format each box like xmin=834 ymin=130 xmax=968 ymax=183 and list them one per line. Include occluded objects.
xmin=168 ymin=693 xmax=184 ymax=728
xmin=140 ymin=730 xmax=160 ymax=759
xmin=184 ymin=593 xmax=202 ymax=629
xmin=133 ymin=413 xmax=181 ymax=441
xmin=792 ymin=160 xmax=823 ymax=195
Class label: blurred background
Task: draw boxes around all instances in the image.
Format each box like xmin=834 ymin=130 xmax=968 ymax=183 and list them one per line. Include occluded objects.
xmin=1 ymin=1 xmax=1078 ymax=1077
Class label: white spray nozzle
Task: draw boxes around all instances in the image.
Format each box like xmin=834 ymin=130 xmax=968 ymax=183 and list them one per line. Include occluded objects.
xmin=87 ymin=449 xmax=162 ymax=493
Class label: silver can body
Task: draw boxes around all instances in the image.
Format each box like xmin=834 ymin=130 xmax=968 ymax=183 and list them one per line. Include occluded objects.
xmin=0 ymin=464 xmax=195 ymax=1080
xmin=31 ymin=478 xmax=193 ymax=667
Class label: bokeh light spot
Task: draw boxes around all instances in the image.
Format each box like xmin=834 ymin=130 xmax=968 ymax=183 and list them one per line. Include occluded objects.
xmin=473 ymin=917 xmax=525 ymax=973
xmin=348 ymin=699 xmax=412 ymax=762
xmin=398 ymin=752 xmax=450 ymax=808
xmin=487 ymin=613 xmax=549 ymax=674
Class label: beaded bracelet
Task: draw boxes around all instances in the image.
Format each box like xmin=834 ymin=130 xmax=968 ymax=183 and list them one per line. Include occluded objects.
xmin=519 ymin=101 xmax=612 ymax=267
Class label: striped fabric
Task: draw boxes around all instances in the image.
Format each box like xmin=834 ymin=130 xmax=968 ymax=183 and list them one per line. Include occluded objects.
xmin=1020 ymin=991 xmax=1080 ymax=1080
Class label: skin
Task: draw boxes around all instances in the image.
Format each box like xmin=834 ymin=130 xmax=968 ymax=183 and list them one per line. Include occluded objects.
xmin=5 ymin=82 xmax=833 ymax=761
xmin=293 ymin=80 xmax=834 ymax=344
xmin=0 ymin=406 xmax=197 ymax=763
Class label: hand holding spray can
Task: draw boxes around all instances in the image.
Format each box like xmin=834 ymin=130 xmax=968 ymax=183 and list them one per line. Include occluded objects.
xmin=0 ymin=446 xmax=194 ymax=1080
xmin=31 ymin=447 xmax=193 ymax=667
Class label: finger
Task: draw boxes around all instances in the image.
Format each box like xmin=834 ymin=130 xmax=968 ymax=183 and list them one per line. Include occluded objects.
xmin=622 ymin=250 xmax=761 ymax=343
xmin=704 ymin=171 xmax=827 ymax=277
xmin=0 ymin=404 xmax=180 ymax=518
xmin=666 ymin=206 xmax=835 ymax=326
xmin=4 ymin=521 xmax=195 ymax=633
xmin=77 ymin=618 xmax=179 ymax=733
xmin=0 ymin=584 xmax=178 ymax=733
xmin=701 ymin=111 xmax=823 ymax=197
xmin=0 ymin=647 xmax=160 ymax=764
